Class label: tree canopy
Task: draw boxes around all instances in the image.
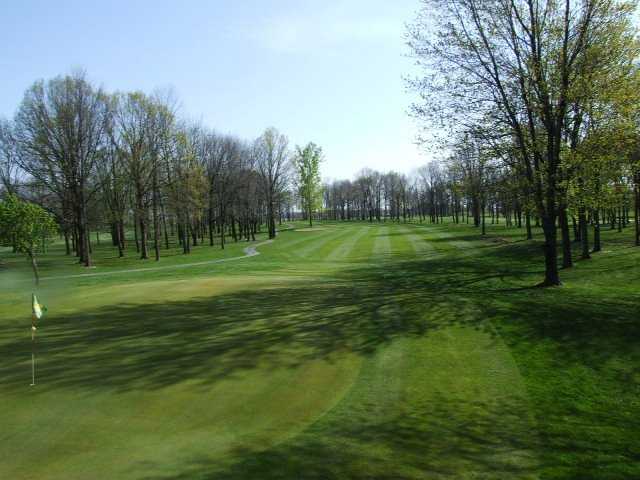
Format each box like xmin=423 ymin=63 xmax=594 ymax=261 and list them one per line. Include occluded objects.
xmin=0 ymin=194 xmax=58 ymax=284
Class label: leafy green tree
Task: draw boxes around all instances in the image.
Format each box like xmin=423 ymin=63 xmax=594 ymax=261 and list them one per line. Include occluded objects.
xmin=166 ymin=127 xmax=208 ymax=253
xmin=408 ymin=0 xmax=639 ymax=286
xmin=294 ymin=142 xmax=323 ymax=227
xmin=0 ymin=195 xmax=58 ymax=285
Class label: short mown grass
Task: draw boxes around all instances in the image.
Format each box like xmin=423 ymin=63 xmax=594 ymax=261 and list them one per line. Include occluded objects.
xmin=1 ymin=219 xmax=638 ymax=479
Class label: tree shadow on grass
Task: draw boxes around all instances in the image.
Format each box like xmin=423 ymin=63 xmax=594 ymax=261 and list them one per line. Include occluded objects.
xmin=140 ymin=394 xmax=539 ymax=480
xmin=0 ymin=276 xmax=438 ymax=392
xmin=0 ymin=242 xmax=522 ymax=392
xmin=1 ymin=241 xmax=637 ymax=392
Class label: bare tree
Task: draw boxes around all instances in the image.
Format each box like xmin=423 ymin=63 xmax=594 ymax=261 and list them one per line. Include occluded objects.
xmin=255 ymin=128 xmax=290 ymax=239
xmin=0 ymin=119 xmax=20 ymax=196
xmin=114 ymin=91 xmax=156 ymax=259
xmin=14 ymin=71 xmax=109 ymax=266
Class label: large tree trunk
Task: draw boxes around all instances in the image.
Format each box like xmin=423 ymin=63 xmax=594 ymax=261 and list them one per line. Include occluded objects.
xmin=64 ymin=229 xmax=71 ymax=255
xmin=134 ymin=211 xmax=140 ymax=253
xmin=191 ymin=222 xmax=198 ymax=246
xmin=219 ymin=212 xmax=226 ymax=250
xmin=209 ymin=203 xmax=215 ymax=246
xmin=536 ymin=122 xmax=562 ymax=286
xmin=579 ymin=210 xmax=590 ymax=259
xmin=152 ymin=167 xmax=160 ymax=261
xmin=78 ymin=189 xmax=91 ymax=267
xmin=139 ymin=214 xmax=149 ymax=260
xmin=118 ymin=220 xmax=126 ymax=253
xmin=267 ymin=198 xmax=276 ymax=239
xmin=592 ymin=209 xmax=601 ymax=252
xmin=74 ymin=212 xmax=82 ymax=261
xmin=136 ymin=187 xmax=148 ymax=259
xmin=161 ymin=204 xmax=169 ymax=250
xmin=182 ymin=213 xmax=191 ymax=254
xmin=116 ymin=219 xmax=124 ymax=258
xmin=559 ymin=205 xmax=572 ymax=269
xmin=111 ymin=222 xmax=119 ymax=246
xmin=540 ymin=214 xmax=561 ymax=286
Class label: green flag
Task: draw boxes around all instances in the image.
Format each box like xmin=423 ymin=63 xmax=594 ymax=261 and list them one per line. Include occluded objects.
xmin=32 ymin=294 xmax=45 ymax=329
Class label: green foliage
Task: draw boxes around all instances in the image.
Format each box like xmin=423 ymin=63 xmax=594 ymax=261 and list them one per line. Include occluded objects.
xmin=168 ymin=128 xmax=208 ymax=219
xmin=294 ymin=142 xmax=323 ymax=224
xmin=0 ymin=194 xmax=58 ymax=255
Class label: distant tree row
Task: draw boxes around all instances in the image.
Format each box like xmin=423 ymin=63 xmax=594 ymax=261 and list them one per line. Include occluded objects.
xmin=323 ymin=155 xmax=637 ymax=247
xmin=322 ymin=165 xmax=465 ymax=224
xmin=0 ymin=71 xmax=323 ymax=266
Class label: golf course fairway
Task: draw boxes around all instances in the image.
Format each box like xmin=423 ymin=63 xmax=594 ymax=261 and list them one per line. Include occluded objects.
xmin=1 ymin=222 xmax=638 ymax=479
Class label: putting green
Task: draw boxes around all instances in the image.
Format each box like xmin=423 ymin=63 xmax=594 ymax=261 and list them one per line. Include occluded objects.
xmin=2 ymin=222 xmax=540 ymax=479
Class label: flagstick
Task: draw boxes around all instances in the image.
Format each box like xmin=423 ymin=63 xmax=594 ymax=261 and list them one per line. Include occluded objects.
xmin=30 ymin=317 xmax=36 ymax=386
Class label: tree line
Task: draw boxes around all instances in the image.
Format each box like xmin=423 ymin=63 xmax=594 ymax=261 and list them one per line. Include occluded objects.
xmin=0 ymin=71 xmax=325 ymax=268
xmin=323 ymin=156 xmax=636 ymax=242
xmin=3 ymin=8 xmax=639 ymax=289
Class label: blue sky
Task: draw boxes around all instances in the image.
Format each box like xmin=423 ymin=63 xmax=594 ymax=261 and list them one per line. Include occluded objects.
xmin=0 ymin=0 xmax=426 ymax=179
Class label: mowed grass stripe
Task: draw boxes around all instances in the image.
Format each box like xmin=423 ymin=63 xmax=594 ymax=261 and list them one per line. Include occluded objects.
xmin=294 ymin=226 xmax=353 ymax=260
xmin=325 ymin=225 xmax=371 ymax=262
xmin=398 ymin=225 xmax=436 ymax=255
xmin=387 ymin=225 xmax=417 ymax=258
xmin=372 ymin=226 xmax=392 ymax=257
xmin=339 ymin=225 xmax=380 ymax=262
xmin=415 ymin=227 xmax=462 ymax=255
xmin=271 ymin=227 xmax=339 ymax=261
xmin=307 ymin=226 xmax=362 ymax=260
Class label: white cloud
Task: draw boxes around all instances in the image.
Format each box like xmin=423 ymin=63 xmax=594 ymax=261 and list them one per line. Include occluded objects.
xmin=236 ymin=6 xmax=402 ymax=54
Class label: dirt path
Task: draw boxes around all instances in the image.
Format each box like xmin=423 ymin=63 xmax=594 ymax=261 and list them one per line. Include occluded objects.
xmin=38 ymin=240 xmax=274 ymax=282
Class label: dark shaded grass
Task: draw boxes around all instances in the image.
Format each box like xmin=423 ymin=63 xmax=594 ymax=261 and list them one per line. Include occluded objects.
xmin=142 ymin=396 xmax=538 ymax=480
